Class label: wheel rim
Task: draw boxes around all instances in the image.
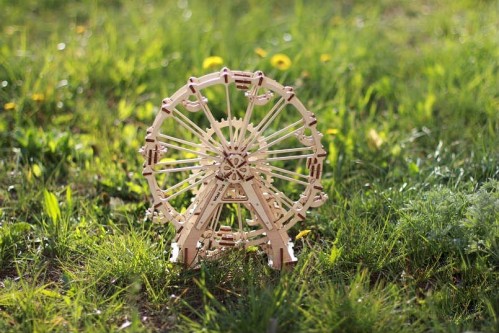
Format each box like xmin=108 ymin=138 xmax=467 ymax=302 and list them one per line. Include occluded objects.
xmin=141 ymin=68 xmax=327 ymax=268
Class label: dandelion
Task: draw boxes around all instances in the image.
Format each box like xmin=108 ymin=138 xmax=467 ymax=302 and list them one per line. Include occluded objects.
xmin=254 ymin=47 xmax=268 ymax=58
xmin=270 ymin=53 xmax=292 ymax=70
xmin=326 ymin=128 xmax=339 ymax=135
xmin=300 ymin=70 xmax=310 ymax=79
xmin=202 ymin=56 xmax=224 ymax=69
xmin=4 ymin=102 xmax=16 ymax=110
xmin=32 ymin=164 xmax=42 ymax=178
xmin=32 ymin=93 xmax=45 ymax=102
xmin=295 ymin=229 xmax=311 ymax=240
xmin=320 ymin=53 xmax=332 ymax=63
xmin=76 ymin=25 xmax=86 ymax=34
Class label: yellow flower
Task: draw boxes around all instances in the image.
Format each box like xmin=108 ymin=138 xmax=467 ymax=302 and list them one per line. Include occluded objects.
xmin=326 ymin=128 xmax=339 ymax=135
xmin=366 ymin=128 xmax=384 ymax=151
xmin=75 ymin=25 xmax=86 ymax=34
xmin=202 ymin=56 xmax=224 ymax=69
xmin=295 ymin=229 xmax=311 ymax=240
xmin=320 ymin=53 xmax=332 ymax=63
xmin=300 ymin=70 xmax=310 ymax=79
xmin=270 ymin=53 xmax=292 ymax=70
xmin=32 ymin=93 xmax=45 ymax=102
xmin=4 ymin=102 xmax=16 ymax=110
xmin=254 ymin=47 xmax=268 ymax=58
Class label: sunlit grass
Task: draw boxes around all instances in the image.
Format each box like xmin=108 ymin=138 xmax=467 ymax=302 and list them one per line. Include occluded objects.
xmin=0 ymin=0 xmax=498 ymax=331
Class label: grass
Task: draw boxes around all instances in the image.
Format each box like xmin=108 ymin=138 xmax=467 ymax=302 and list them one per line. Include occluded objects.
xmin=1 ymin=0 xmax=498 ymax=331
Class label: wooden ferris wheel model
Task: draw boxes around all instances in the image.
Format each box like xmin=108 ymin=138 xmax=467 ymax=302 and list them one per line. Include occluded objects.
xmin=141 ymin=68 xmax=327 ymax=269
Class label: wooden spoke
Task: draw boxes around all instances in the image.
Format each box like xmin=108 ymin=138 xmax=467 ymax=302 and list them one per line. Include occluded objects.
xmin=158 ymin=140 xmax=220 ymax=159
xmin=163 ymin=173 xmax=215 ymax=202
xmin=261 ymin=119 xmax=304 ymax=142
xmin=172 ymin=108 xmax=222 ymax=152
xmin=255 ymin=125 xmax=306 ymax=152
xmin=236 ymin=85 xmax=259 ymax=146
xmin=193 ymin=90 xmax=230 ymax=150
xmin=155 ymin=164 xmax=217 ymax=174
xmin=162 ymin=170 xmax=207 ymax=195
xmin=155 ymin=157 xmax=208 ymax=166
xmin=262 ymin=153 xmax=315 ymax=162
xmin=256 ymin=164 xmax=309 ymax=180
xmin=242 ymin=96 xmax=286 ymax=149
xmin=266 ymin=146 xmax=314 ymax=155
xmin=157 ymin=133 xmax=219 ymax=155
xmin=225 ymin=84 xmax=234 ymax=144
xmin=268 ymin=184 xmax=295 ymax=208
xmin=251 ymin=175 xmax=294 ymax=210
xmin=260 ymin=171 xmax=309 ymax=186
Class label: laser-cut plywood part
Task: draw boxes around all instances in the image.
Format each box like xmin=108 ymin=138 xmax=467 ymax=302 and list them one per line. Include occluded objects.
xmin=140 ymin=68 xmax=327 ymax=269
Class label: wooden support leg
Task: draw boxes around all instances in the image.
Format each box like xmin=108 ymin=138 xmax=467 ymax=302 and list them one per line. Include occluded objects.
xmin=265 ymin=228 xmax=297 ymax=269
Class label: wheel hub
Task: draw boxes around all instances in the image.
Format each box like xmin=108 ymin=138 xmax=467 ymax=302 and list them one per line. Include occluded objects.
xmin=220 ymin=151 xmax=250 ymax=183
